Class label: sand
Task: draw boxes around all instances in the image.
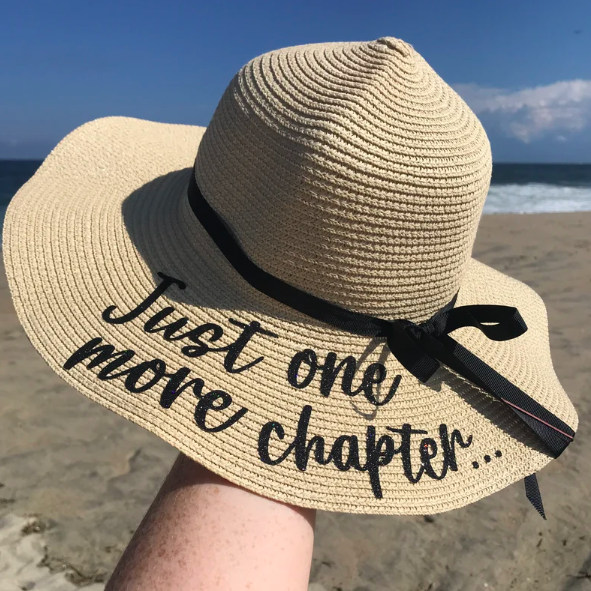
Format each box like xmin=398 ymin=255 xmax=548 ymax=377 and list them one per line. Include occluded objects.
xmin=1 ymin=212 xmax=590 ymax=591
xmin=0 ymin=514 xmax=104 ymax=591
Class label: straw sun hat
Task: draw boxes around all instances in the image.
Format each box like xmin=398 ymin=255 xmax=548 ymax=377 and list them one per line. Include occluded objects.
xmin=3 ymin=37 xmax=577 ymax=517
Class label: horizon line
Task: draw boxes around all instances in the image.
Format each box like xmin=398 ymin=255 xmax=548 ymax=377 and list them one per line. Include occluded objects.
xmin=1 ymin=158 xmax=590 ymax=166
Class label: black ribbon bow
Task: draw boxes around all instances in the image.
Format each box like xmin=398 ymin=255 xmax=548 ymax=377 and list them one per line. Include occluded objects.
xmin=187 ymin=168 xmax=575 ymax=518
xmin=384 ymin=302 xmax=574 ymax=459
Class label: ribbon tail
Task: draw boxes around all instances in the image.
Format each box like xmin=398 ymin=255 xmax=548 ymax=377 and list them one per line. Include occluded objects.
xmin=408 ymin=331 xmax=574 ymax=519
xmin=525 ymin=474 xmax=546 ymax=519
xmin=417 ymin=333 xmax=574 ymax=457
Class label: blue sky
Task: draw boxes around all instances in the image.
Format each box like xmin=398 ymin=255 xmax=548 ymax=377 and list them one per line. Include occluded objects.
xmin=1 ymin=0 xmax=590 ymax=162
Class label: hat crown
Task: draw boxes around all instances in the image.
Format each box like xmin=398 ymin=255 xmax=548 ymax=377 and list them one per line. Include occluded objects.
xmin=195 ymin=37 xmax=492 ymax=322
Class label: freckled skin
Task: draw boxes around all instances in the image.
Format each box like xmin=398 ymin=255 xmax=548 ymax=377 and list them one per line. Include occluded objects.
xmin=105 ymin=454 xmax=316 ymax=591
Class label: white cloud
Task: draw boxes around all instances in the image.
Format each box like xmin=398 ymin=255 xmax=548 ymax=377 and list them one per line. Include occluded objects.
xmin=454 ymin=80 xmax=591 ymax=143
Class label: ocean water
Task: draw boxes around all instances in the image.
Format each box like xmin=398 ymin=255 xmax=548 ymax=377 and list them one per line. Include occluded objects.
xmin=485 ymin=164 xmax=591 ymax=214
xmin=1 ymin=162 xmax=591 ymax=243
xmin=0 ymin=160 xmax=42 ymax=244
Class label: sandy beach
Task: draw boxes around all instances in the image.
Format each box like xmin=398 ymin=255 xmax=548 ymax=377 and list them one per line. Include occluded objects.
xmin=1 ymin=211 xmax=590 ymax=591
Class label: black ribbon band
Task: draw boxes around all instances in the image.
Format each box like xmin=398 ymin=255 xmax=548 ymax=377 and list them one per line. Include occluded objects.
xmin=187 ymin=169 xmax=575 ymax=516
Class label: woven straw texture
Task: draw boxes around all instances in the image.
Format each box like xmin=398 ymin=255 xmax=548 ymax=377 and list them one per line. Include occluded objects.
xmin=197 ymin=37 xmax=492 ymax=322
xmin=2 ymin=37 xmax=578 ymax=515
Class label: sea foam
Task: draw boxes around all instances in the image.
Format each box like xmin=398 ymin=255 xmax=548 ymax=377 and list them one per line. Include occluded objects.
xmin=484 ymin=183 xmax=591 ymax=214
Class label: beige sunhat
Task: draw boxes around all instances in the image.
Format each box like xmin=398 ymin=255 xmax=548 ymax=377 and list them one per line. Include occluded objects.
xmin=2 ymin=36 xmax=577 ymax=517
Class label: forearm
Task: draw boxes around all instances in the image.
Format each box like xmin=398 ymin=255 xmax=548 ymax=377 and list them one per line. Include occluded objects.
xmin=105 ymin=453 xmax=316 ymax=591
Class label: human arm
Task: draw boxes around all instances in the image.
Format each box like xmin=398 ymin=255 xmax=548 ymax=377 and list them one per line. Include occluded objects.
xmin=105 ymin=453 xmax=316 ymax=591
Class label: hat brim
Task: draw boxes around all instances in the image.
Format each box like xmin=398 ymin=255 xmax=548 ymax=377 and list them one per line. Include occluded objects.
xmin=2 ymin=116 xmax=578 ymax=515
